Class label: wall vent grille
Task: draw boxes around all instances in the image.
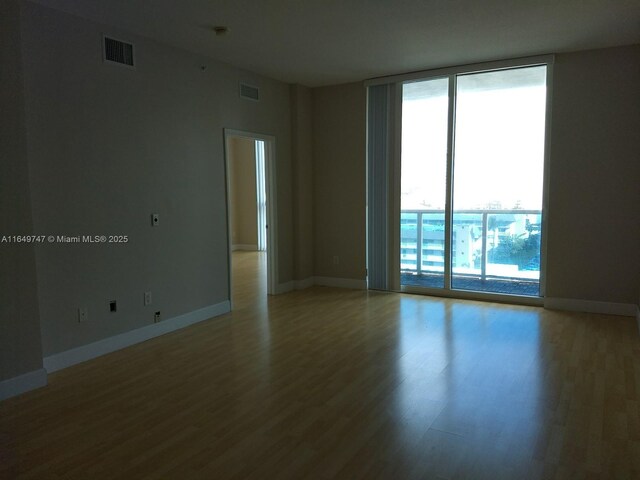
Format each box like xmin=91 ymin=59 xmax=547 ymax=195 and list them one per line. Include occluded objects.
xmin=239 ymin=83 xmax=259 ymax=101
xmin=103 ymin=36 xmax=135 ymax=67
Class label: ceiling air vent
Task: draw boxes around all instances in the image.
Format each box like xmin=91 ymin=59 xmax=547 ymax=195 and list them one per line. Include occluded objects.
xmin=239 ymin=83 xmax=259 ymax=102
xmin=103 ymin=36 xmax=135 ymax=68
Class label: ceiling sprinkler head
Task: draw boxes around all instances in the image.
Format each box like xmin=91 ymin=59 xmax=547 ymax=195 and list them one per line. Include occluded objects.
xmin=213 ymin=26 xmax=229 ymax=36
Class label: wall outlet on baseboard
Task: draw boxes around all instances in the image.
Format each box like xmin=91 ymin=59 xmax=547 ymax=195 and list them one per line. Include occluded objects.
xmin=154 ymin=311 xmax=161 ymax=323
xmin=78 ymin=308 xmax=88 ymax=323
xmin=144 ymin=291 xmax=152 ymax=306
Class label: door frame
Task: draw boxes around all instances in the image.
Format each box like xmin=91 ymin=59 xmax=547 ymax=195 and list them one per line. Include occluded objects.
xmin=223 ymin=129 xmax=278 ymax=304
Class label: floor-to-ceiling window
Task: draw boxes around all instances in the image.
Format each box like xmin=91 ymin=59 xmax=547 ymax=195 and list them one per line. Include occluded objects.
xmin=400 ymin=64 xmax=549 ymax=298
xmin=255 ymin=140 xmax=267 ymax=252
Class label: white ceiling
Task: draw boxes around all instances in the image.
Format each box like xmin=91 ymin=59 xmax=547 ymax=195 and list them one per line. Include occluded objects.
xmin=32 ymin=0 xmax=640 ymax=87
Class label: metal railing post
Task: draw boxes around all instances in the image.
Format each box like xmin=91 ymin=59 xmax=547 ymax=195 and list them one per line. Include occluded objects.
xmin=416 ymin=212 xmax=423 ymax=274
xmin=481 ymin=212 xmax=488 ymax=281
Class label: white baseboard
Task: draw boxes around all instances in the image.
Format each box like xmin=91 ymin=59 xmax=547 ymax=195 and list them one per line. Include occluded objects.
xmin=232 ymin=244 xmax=257 ymax=251
xmin=274 ymin=281 xmax=294 ymax=294
xmin=43 ymin=301 xmax=231 ymax=373
xmin=273 ymin=277 xmax=366 ymax=294
xmin=294 ymin=277 xmax=314 ymax=290
xmin=544 ymin=297 xmax=636 ymax=317
xmin=0 ymin=368 xmax=48 ymax=401
xmin=314 ymin=276 xmax=367 ymax=290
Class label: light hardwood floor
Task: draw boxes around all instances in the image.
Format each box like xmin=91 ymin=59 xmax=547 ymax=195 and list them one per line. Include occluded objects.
xmin=1 ymin=251 xmax=639 ymax=479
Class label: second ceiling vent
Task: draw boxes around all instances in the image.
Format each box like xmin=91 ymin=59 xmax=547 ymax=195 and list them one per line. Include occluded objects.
xmin=103 ymin=36 xmax=135 ymax=67
xmin=239 ymin=83 xmax=259 ymax=102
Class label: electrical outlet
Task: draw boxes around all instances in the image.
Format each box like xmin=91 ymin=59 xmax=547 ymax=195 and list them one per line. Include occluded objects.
xmin=109 ymin=300 xmax=117 ymax=312
xmin=78 ymin=308 xmax=88 ymax=323
xmin=144 ymin=291 xmax=152 ymax=306
xmin=151 ymin=213 xmax=159 ymax=227
xmin=154 ymin=311 xmax=161 ymax=323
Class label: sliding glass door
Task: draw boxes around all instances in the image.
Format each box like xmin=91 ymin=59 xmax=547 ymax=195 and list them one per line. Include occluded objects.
xmin=400 ymin=64 xmax=548 ymax=298
xmin=401 ymin=78 xmax=449 ymax=289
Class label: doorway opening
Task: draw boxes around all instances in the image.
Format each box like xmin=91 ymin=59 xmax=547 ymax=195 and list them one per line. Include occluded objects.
xmin=224 ymin=129 xmax=277 ymax=305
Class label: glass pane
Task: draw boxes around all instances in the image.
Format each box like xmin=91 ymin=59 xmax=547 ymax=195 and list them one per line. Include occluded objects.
xmin=451 ymin=212 xmax=482 ymax=275
xmin=451 ymin=66 xmax=546 ymax=296
xmin=400 ymin=212 xmax=418 ymax=271
xmin=401 ymin=78 xmax=449 ymax=289
xmin=486 ymin=212 xmax=541 ymax=291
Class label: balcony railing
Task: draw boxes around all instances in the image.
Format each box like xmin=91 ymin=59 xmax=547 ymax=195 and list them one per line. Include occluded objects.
xmin=401 ymin=209 xmax=541 ymax=295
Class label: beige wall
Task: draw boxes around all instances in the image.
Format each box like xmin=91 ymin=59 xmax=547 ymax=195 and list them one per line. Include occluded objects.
xmin=312 ymin=83 xmax=367 ymax=280
xmin=228 ymin=137 xmax=258 ymax=248
xmin=291 ymin=85 xmax=314 ymax=281
xmin=546 ymin=44 xmax=640 ymax=304
xmin=0 ymin=0 xmax=44 ymax=381
xmin=20 ymin=2 xmax=293 ymax=357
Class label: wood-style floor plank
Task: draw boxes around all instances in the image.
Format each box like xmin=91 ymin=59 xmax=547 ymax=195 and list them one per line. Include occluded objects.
xmin=1 ymin=251 xmax=639 ymax=479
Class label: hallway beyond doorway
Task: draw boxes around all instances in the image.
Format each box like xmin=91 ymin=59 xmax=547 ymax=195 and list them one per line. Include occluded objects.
xmin=231 ymin=251 xmax=266 ymax=310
